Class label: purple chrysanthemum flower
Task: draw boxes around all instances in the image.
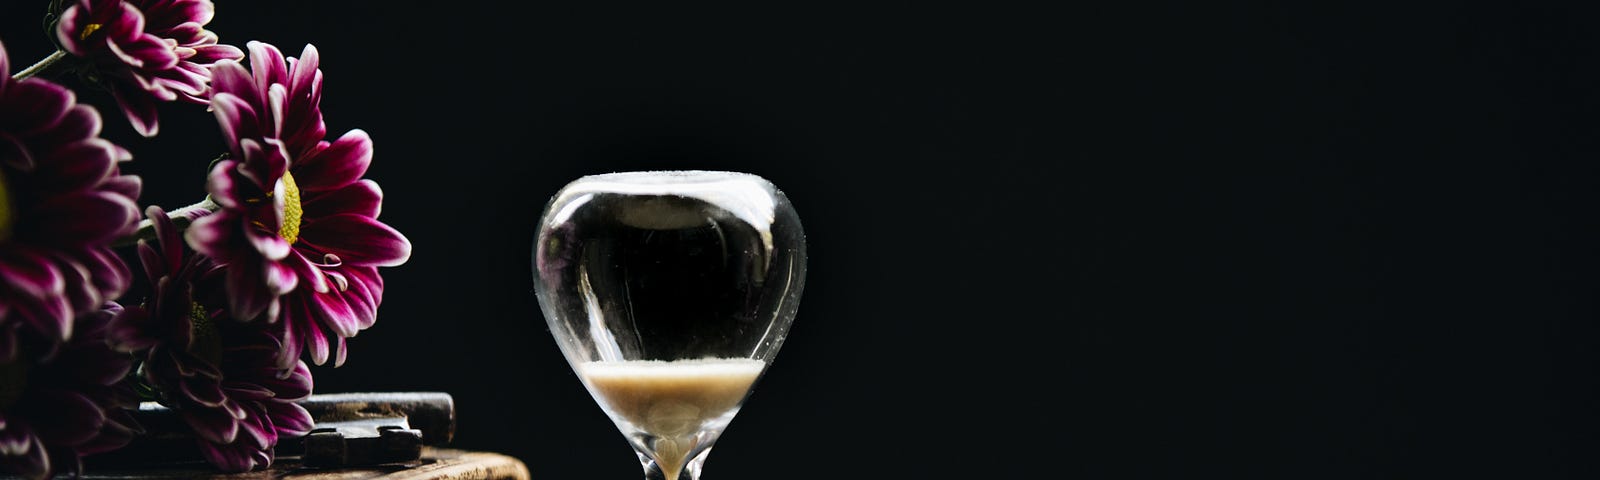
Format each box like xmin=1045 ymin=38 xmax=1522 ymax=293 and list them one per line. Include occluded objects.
xmin=186 ymin=41 xmax=410 ymax=370
xmin=0 ymin=39 xmax=142 ymax=357
xmin=55 ymin=0 xmax=245 ymax=137
xmin=0 ymin=303 xmax=141 ymax=480
xmin=111 ymin=206 xmax=314 ymax=472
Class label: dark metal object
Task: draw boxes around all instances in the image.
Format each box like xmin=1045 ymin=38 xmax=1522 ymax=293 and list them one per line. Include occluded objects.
xmin=85 ymin=391 xmax=454 ymax=469
xmin=300 ymin=416 xmax=424 ymax=468
xmin=297 ymin=391 xmax=455 ymax=446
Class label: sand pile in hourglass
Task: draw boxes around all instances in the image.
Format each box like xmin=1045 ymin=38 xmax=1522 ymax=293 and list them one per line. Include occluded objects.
xmin=579 ymin=358 xmax=765 ymax=479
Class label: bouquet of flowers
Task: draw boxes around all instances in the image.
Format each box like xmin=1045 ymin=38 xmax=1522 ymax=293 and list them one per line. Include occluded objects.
xmin=0 ymin=1 xmax=412 ymax=477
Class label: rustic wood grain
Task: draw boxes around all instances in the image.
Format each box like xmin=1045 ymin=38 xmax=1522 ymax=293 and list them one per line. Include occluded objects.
xmin=77 ymin=448 xmax=529 ymax=480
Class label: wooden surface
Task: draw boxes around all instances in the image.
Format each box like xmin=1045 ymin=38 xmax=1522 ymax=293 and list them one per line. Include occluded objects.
xmin=79 ymin=448 xmax=530 ymax=480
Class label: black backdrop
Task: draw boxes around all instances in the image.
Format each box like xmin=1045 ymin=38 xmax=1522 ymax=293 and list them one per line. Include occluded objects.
xmin=5 ymin=1 xmax=1600 ymax=479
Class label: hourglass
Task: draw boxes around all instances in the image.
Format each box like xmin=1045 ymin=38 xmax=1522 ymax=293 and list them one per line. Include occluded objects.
xmin=532 ymin=171 xmax=806 ymax=480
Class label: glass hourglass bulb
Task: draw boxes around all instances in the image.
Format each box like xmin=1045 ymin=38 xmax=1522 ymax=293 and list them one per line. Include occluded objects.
xmin=532 ymin=170 xmax=806 ymax=480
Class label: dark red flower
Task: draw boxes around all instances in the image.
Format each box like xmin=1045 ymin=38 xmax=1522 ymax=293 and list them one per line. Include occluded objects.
xmin=54 ymin=0 xmax=245 ymax=136
xmin=111 ymin=206 xmax=314 ymax=472
xmin=0 ymin=303 xmax=141 ymax=480
xmin=186 ymin=41 xmax=409 ymax=370
xmin=0 ymin=39 xmax=142 ymax=358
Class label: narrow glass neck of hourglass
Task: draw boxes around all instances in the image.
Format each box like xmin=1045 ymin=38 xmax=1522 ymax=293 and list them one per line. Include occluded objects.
xmin=640 ymin=445 xmax=711 ymax=480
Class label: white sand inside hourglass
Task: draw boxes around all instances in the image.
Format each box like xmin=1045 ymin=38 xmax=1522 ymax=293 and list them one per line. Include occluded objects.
xmin=578 ymin=358 xmax=766 ymax=480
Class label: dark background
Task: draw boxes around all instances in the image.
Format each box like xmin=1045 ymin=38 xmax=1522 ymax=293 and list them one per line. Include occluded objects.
xmin=6 ymin=1 xmax=1600 ymax=478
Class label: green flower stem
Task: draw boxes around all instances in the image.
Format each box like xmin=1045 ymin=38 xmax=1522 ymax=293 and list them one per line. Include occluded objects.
xmin=12 ymin=50 xmax=67 ymax=81
xmin=114 ymin=197 xmax=219 ymax=248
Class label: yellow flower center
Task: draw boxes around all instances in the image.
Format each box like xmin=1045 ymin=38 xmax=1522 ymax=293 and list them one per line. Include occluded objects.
xmin=279 ymin=171 xmax=303 ymax=244
xmin=0 ymin=167 xmax=14 ymax=243
xmin=190 ymin=302 xmax=224 ymax=368
xmin=80 ymin=23 xmax=103 ymax=41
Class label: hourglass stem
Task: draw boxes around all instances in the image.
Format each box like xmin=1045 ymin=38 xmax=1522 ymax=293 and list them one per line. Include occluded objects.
xmin=641 ymin=444 xmax=713 ymax=480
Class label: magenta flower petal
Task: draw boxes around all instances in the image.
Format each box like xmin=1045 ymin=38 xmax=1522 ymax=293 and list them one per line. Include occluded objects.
xmin=301 ymin=312 xmax=330 ymax=366
xmin=108 ymin=306 xmax=156 ymax=352
xmin=183 ymin=211 xmax=228 ymax=255
xmin=208 ymin=92 xmax=255 ymax=155
xmin=223 ymin=261 xmax=276 ymax=322
xmin=245 ymin=228 xmax=291 ymax=262
xmin=163 ymin=22 xmax=205 ymax=45
xmin=287 ymin=46 xmax=319 ymax=102
xmin=266 ymin=84 xmax=289 ymax=139
xmin=261 ymin=401 xmax=313 ymax=437
xmin=281 ymin=253 xmax=328 ymax=294
xmin=294 ymin=129 xmax=372 ymax=192
xmin=199 ymin=439 xmax=268 ymax=473
xmin=75 ymin=406 xmax=139 ymax=455
xmin=154 ymin=71 xmax=209 ymax=98
xmin=341 ymin=268 xmax=383 ymax=331
xmin=273 ymin=313 xmax=303 ymax=370
xmin=297 ymin=214 xmax=411 ymax=267
xmin=182 ymin=406 xmax=239 ymax=444
xmin=104 ymin=1 xmax=148 ymax=42
xmin=11 ymin=294 xmax=73 ymax=342
xmin=235 ymin=138 xmax=288 ymax=190
xmin=89 ymin=249 xmax=132 ymax=300
xmin=145 ymin=2 xmax=212 ymax=30
xmin=105 ymin=31 xmax=180 ymax=70
xmin=329 ymin=336 xmax=347 ymax=367
xmin=208 ymin=63 xmax=259 ymax=113
xmin=149 ymin=207 xmax=183 ymax=271
xmin=303 ymin=179 xmax=382 ymax=219
xmin=101 ymin=174 xmax=142 ymax=203
xmin=0 ymin=424 xmax=35 ymax=454
xmin=246 ymin=42 xmax=289 ymax=99
xmin=192 ymin=44 xmax=244 ymax=64
xmin=0 ymin=134 xmax=30 ymax=171
xmin=32 ymin=190 xmax=139 ymax=245
xmin=179 ymin=377 xmax=228 ymax=408
xmin=262 ymin=362 xmax=312 ymax=400
xmin=134 ymin=244 xmax=164 ymax=289
xmin=308 ymin=290 xmax=359 ymax=339
xmin=32 ymin=142 xmax=115 ymax=194
xmin=262 ymin=260 xmax=298 ymax=294
xmin=0 ymin=249 xmax=67 ymax=300
xmin=52 ymin=2 xmax=88 ymax=53
xmin=199 ymin=160 xmax=241 ymax=210
xmin=0 ymin=82 xmax=73 ymax=136
xmin=110 ymin=85 xmax=162 ymax=137
xmin=234 ymin=410 xmax=273 ymax=449
xmin=221 ymin=383 xmax=274 ymax=401
xmin=0 ymin=433 xmax=50 ymax=479
xmin=30 ymin=106 xmax=101 ymax=152
xmin=48 ymin=254 xmax=97 ymax=311
xmin=280 ymin=53 xmax=325 ymax=150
